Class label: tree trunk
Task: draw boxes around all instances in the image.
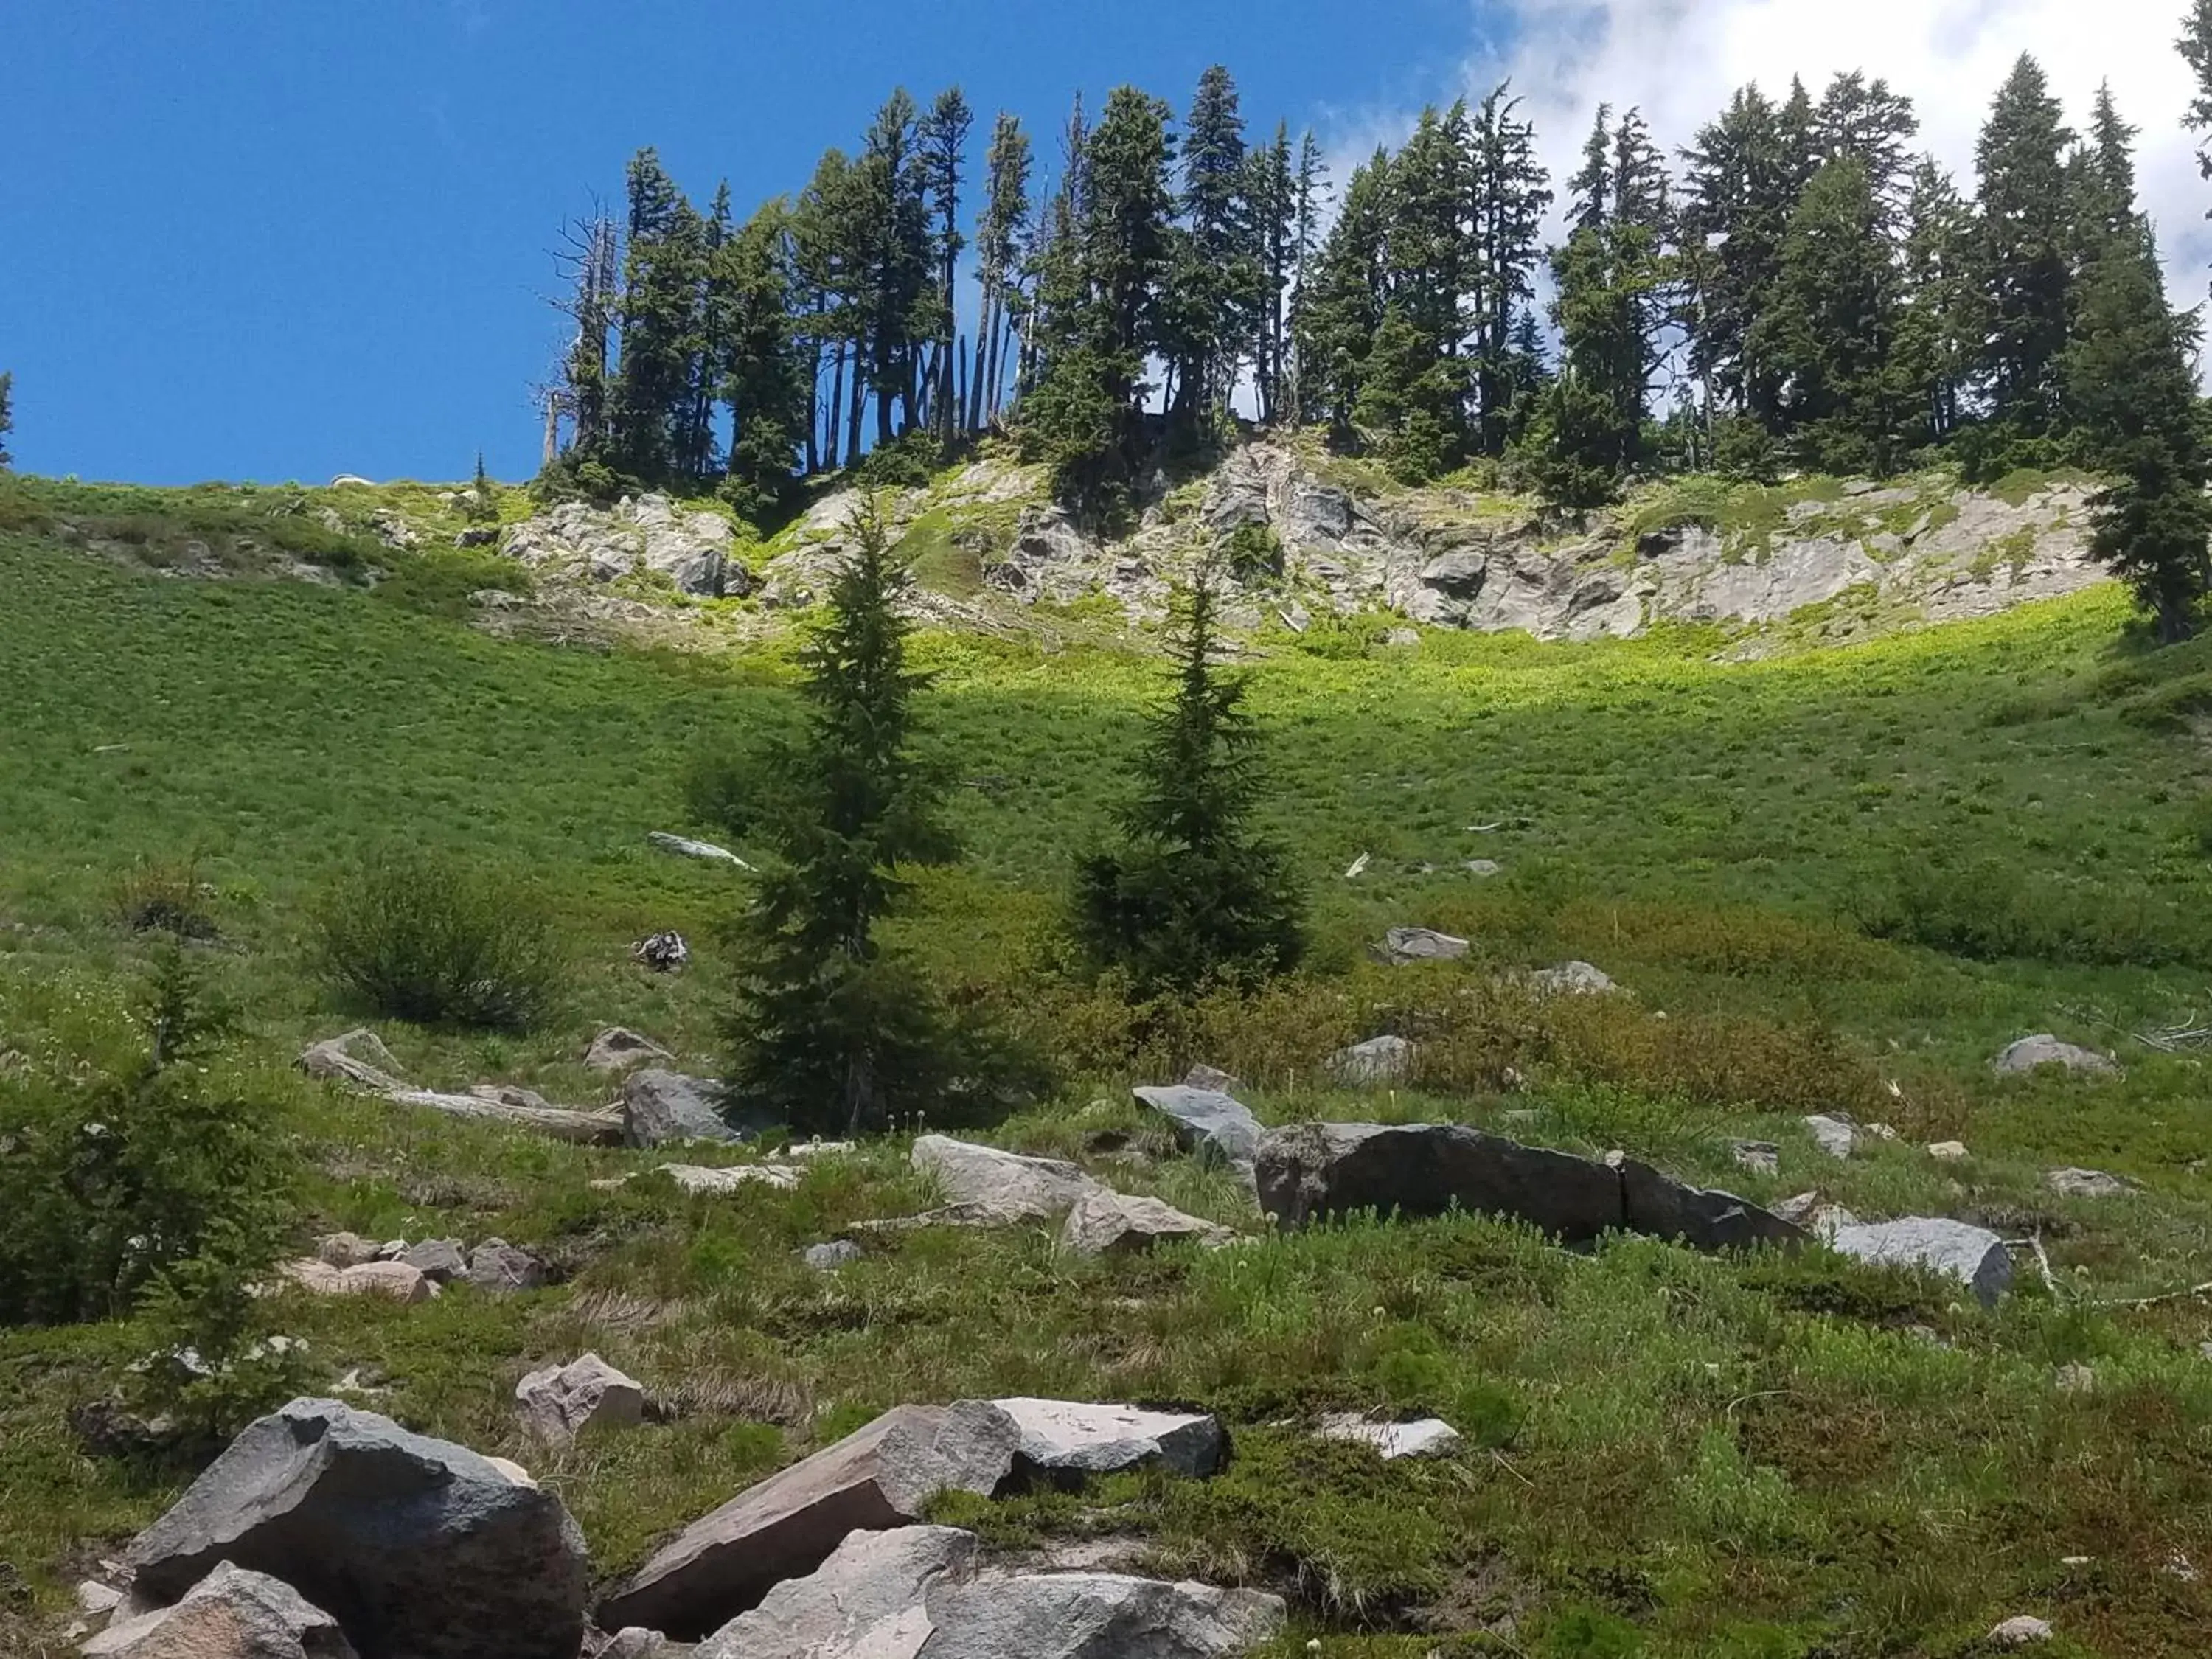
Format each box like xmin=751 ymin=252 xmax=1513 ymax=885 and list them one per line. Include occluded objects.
xmin=849 ymin=347 xmax=868 ymax=465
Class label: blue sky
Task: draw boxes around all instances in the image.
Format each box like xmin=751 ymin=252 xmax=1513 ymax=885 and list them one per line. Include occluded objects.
xmin=0 ymin=0 xmax=1481 ymax=485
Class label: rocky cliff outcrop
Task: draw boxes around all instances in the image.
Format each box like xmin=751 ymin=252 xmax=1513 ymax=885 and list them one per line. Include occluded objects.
xmin=947 ymin=443 xmax=2105 ymax=642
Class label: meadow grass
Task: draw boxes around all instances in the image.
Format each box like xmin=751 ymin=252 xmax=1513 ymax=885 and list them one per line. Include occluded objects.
xmin=4 ymin=502 xmax=2212 ymax=1656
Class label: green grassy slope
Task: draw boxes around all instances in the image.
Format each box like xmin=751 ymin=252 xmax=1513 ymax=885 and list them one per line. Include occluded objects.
xmin=7 ymin=505 xmax=2212 ymax=1657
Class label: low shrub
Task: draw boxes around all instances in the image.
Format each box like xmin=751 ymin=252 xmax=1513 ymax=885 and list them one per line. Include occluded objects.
xmin=111 ymin=855 xmax=219 ymax=940
xmin=0 ymin=948 xmax=298 ymax=1328
xmin=313 ymin=847 xmax=566 ymax=1029
xmin=1854 ymin=853 xmax=2212 ymax=967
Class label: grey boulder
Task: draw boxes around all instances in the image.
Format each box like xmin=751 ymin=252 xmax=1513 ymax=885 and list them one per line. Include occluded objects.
xmin=1375 ymin=927 xmax=1470 ymax=966
xmin=1060 ymin=1189 xmax=1232 ymax=1257
xmin=2046 ymin=1166 xmax=2137 ymax=1198
xmin=911 ymin=1136 xmax=1099 ymax=1224
xmin=1131 ymin=1085 xmax=1262 ymax=1166
xmin=622 ymin=1071 xmax=742 ymax=1148
xmin=801 ymin=1240 xmax=863 ymax=1271
xmin=1826 ymin=1217 xmax=2014 ymax=1307
xmin=1527 ymin=961 xmax=1615 ymax=995
xmin=1994 ymin=1034 xmax=2119 ymax=1078
xmin=1615 ymin=1157 xmax=1806 ymax=1251
xmin=695 ymin=1526 xmax=978 ymax=1659
xmin=121 ymin=1397 xmax=589 ymax=1659
xmin=516 ymin=1354 xmax=648 ymax=1444
xmin=1326 ymin=1034 xmax=1413 ymax=1086
xmin=597 ymin=1400 xmax=1019 ymax=1639
xmin=921 ymin=1571 xmax=1286 ymax=1659
xmin=1257 ymin=1121 xmax=1624 ymax=1239
xmin=85 ymin=1562 xmax=358 ymax=1658
xmin=467 ymin=1239 xmax=547 ymax=1295
xmin=1313 ymin=1413 xmax=1463 ymax=1461
xmin=401 ymin=1239 xmax=467 ymax=1282
xmin=992 ymin=1399 xmax=1225 ymax=1481
xmin=584 ymin=1028 xmax=675 ymax=1072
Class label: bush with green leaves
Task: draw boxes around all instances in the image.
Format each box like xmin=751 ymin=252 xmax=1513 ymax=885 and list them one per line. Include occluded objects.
xmin=313 ymin=847 xmax=566 ymax=1029
xmin=0 ymin=948 xmax=298 ymax=1330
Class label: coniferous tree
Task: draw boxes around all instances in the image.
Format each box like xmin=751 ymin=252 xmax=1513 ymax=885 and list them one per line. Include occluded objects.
xmin=726 ymin=503 xmax=963 ymax=1135
xmin=1752 ymin=159 xmax=1906 ymax=473
xmin=1681 ymin=86 xmax=1797 ymax=431
xmin=1020 ymin=86 xmax=1175 ymax=510
xmin=1281 ymin=131 xmax=1328 ymax=423
xmin=1163 ymin=66 xmax=1262 ymax=437
xmin=1470 ymin=84 xmax=1551 ymax=455
xmin=2180 ymin=0 xmax=2212 ymax=237
xmin=1893 ymin=158 xmax=1978 ymax=446
xmin=1974 ymin=55 xmax=2077 ymax=437
xmin=718 ymin=201 xmax=810 ymax=519
xmin=790 ymin=150 xmax=865 ymax=472
xmin=919 ymin=88 xmax=974 ymax=443
xmin=1294 ymin=152 xmax=1389 ymax=438
xmin=1357 ymin=103 xmax=1474 ymax=480
xmin=2063 ymin=224 xmax=2212 ymax=642
xmin=611 ymin=149 xmax=712 ymax=487
xmin=1252 ymin=121 xmax=1298 ymax=422
xmin=1073 ymin=574 xmax=1302 ymax=990
xmin=552 ymin=211 xmax=619 ymax=467
xmin=1810 ymin=71 xmax=1918 ymax=223
xmin=969 ymin=114 xmax=1033 ymax=432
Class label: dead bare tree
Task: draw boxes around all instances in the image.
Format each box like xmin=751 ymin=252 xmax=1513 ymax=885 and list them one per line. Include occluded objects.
xmin=545 ymin=203 xmax=619 ymax=460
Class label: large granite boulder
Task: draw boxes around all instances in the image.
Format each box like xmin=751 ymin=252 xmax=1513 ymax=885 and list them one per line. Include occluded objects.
xmin=1615 ymin=1158 xmax=1806 ymax=1251
xmin=622 ymin=1071 xmax=742 ymax=1148
xmin=991 ymin=1399 xmax=1225 ymax=1481
xmin=121 ymin=1398 xmax=589 ymax=1659
xmin=1326 ymin=1034 xmax=1413 ymax=1086
xmin=597 ymin=1401 xmax=1020 ymax=1640
xmin=911 ymin=1136 xmax=1099 ymax=1223
xmin=1256 ymin=1121 xmax=1625 ymax=1239
xmin=1994 ymin=1034 xmax=2120 ymax=1078
xmin=1375 ymin=927 xmax=1470 ymax=966
xmin=1131 ymin=1085 xmax=1262 ymax=1167
xmin=1826 ymin=1217 xmax=2014 ymax=1307
xmin=921 ymin=1572 xmax=1286 ymax=1659
xmin=695 ymin=1526 xmax=978 ymax=1659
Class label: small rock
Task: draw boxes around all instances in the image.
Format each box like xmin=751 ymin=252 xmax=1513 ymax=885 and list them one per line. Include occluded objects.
xmin=924 ymin=1571 xmax=1285 ymax=1659
xmin=647 ymin=831 xmax=753 ymax=870
xmin=801 ymin=1240 xmax=862 ymax=1271
xmin=281 ymin=1259 xmax=437 ymax=1304
xmin=315 ymin=1231 xmax=378 ymax=1268
xmin=585 ymin=1028 xmax=675 ymax=1072
xmin=84 ymin=1560 xmax=359 ymax=1658
xmin=1802 ymin=1116 xmax=1857 ymax=1160
xmin=653 ymin=1163 xmax=802 ymax=1195
xmin=1987 ymin=1614 xmax=2053 ymax=1645
xmin=1061 ymin=1189 xmax=1232 ymax=1256
xmin=1730 ymin=1141 xmax=1780 ymax=1178
xmin=594 ymin=1631 xmax=676 ymax=1659
xmin=516 ymin=1353 xmax=648 ymax=1443
xmin=296 ymin=1029 xmax=405 ymax=1092
xmin=1385 ymin=627 xmax=1421 ymax=648
xmin=2053 ymin=1361 xmax=2096 ymax=1395
xmin=1927 ymin=1141 xmax=1969 ymax=1162
xmin=1326 ymin=1034 xmax=1413 ymax=1085
xmin=785 ymin=1139 xmax=853 ymax=1158
xmin=402 ymin=1238 xmax=467 ymax=1282
xmin=1826 ymin=1217 xmax=2014 ymax=1307
xmin=1994 ymin=1034 xmax=2119 ymax=1078
xmin=1182 ymin=1063 xmax=1239 ymax=1092
xmin=1315 ymin=1413 xmax=1463 ymax=1460
xmin=75 ymin=1580 xmax=124 ymax=1620
xmin=1375 ymin=926 xmax=1470 ymax=966
xmin=992 ymin=1399 xmax=1225 ymax=1480
xmin=467 ymin=1239 xmax=546 ymax=1295
xmin=1464 ymin=859 xmax=1502 ymax=877
xmin=2046 ymin=1166 xmax=2136 ymax=1198
xmin=1527 ymin=960 xmax=1615 ymax=995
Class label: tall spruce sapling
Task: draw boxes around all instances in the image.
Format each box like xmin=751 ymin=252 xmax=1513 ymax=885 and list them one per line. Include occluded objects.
xmin=2063 ymin=228 xmax=2212 ymax=643
xmin=725 ymin=502 xmax=967 ymax=1138
xmin=1074 ymin=571 xmax=1304 ymax=991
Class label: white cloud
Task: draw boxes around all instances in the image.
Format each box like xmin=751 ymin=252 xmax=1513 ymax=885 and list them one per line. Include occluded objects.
xmin=1459 ymin=0 xmax=2212 ymax=302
